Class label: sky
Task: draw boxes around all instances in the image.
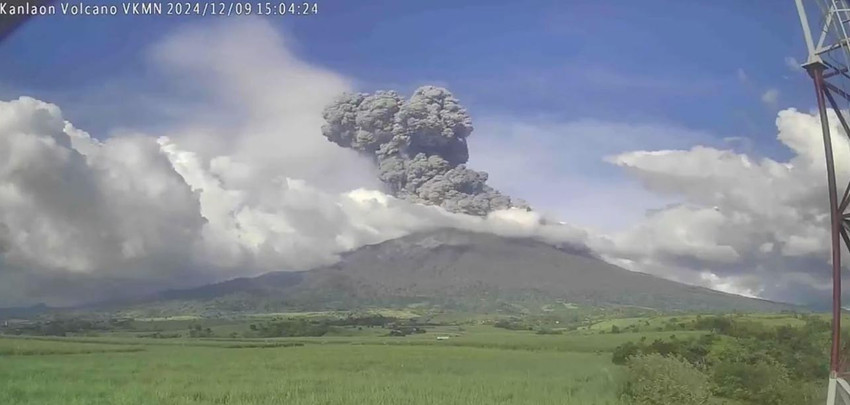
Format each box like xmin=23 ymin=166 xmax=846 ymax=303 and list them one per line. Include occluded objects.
xmin=0 ymin=0 xmax=844 ymax=308
xmin=0 ymin=0 xmax=813 ymax=229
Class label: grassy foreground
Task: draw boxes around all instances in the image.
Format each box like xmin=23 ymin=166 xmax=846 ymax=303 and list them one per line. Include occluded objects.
xmin=1 ymin=311 xmax=831 ymax=405
xmin=0 ymin=331 xmax=625 ymax=405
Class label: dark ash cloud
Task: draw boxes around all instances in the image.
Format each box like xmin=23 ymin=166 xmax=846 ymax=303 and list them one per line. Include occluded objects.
xmin=321 ymin=86 xmax=528 ymax=216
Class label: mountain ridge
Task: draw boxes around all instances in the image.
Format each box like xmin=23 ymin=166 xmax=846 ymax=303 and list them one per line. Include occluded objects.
xmin=101 ymin=228 xmax=796 ymax=315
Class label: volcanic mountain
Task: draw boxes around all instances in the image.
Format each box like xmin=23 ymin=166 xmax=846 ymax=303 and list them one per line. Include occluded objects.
xmin=127 ymin=228 xmax=794 ymax=314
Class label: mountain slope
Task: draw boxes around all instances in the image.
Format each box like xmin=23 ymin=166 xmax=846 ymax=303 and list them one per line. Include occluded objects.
xmin=127 ymin=228 xmax=795 ymax=314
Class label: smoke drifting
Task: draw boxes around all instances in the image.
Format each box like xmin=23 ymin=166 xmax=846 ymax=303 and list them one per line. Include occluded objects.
xmin=0 ymin=20 xmax=596 ymax=306
xmin=2 ymin=18 xmax=843 ymax=308
xmin=321 ymin=86 xmax=528 ymax=216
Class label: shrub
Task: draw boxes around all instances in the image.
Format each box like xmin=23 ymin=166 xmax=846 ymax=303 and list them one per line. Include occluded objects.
xmin=252 ymin=319 xmax=330 ymax=337
xmin=692 ymin=316 xmax=733 ymax=334
xmin=385 ymin=326 xmax=426 ymax=337
xmin=493 ymin=318 xmax=529 ymax=331
xmin=613 ymin=335 xmax=714 ymax=369
xmin=188 ymin=324 xmax=213 ymax=338
xmin=612 ymin=341 xmax=641 ymax=365
xmin=137 ymin=332 xmax=181 ymax=339
xmin=622 ymin=353 xmax=712 ymax=405
xmin=710 ymin=358 xmax=806 ymax=405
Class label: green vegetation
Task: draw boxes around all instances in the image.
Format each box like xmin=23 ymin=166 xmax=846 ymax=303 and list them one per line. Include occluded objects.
xmin=612 ymin=314 xmax=830 ymax=404
xmin=1 ymin=333 xmax=623 ymax=404
xmin=0 ymin=338 xmax=144 ymax=356
xmin=2 ymin=317 xmax=133 ymax=336
xmin=248 ymin=319 xmax=330 ymax=338
xmin=0 ymin=310 xmax=833 ymax=404
xmin=622 ymin=353 xmax=712 ymax=405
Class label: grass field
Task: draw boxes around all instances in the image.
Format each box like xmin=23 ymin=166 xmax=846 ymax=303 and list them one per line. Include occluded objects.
xmin=585 ymin=313 xmax=813 ymax=332
xmin=0 ymin=338 xmax=145 ymax=356
xmin=0 ymin=311 xmax=826 ymax=405
xmin=0 ymin=330 xmax=626 ymax=405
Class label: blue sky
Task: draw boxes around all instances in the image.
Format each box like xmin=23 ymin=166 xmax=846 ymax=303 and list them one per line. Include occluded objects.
xmin=0 ymin=0 xmax=819 ymax=230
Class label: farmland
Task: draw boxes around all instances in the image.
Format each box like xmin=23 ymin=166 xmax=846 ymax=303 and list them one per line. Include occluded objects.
xmin=1 ymin=325 xmax=627 ymax=405
xmin=0 ymin=311 xmax=834 ymax=404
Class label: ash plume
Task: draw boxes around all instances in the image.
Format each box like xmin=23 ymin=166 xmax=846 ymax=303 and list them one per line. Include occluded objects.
xmin=321 ymin=86 xmax=527 ymax=216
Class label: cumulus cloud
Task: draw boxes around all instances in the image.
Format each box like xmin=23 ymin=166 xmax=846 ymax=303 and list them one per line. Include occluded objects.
xmin=0 ymin=19 xmax=589 ymax=306
xmin=465 ymin=118 xmax=717 ymax=231
xmin=0 ymin=97 xmax=204 ymax=275
xmin=1 ymin=18 xmax=845 ymax=309
xmin=0 ymin=96 xmax=209 ymax=305
xmin=601 ymin=107 xmax=850 ymax=307
xmin=0 ymin=93 xmax=594 ymax=306
xmin=160 ymin=132 xmax=587 ymax=270
xmin=146 ymin=19 xmax=380 ymax=194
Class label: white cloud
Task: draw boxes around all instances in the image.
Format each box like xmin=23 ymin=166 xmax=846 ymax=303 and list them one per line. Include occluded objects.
xmin=463 ymin=109 xmax=847 ymax=305
xmin=698 ymin=272 xmax=760 ymax=298
xmin=146 ymin=19 xmax=381 ymax=194
xmin=0 ymin=93 xmax=596 ymax=305
xmin=761 ymin=88 xmax=780 ymax=105
xmin=0 ymin=20 xmax=594 ymax=305
xmin=601 ymin=107 xmax=850 ymax=305
xmin=0 ymin=18 xmax=845 ymax=308
xmin=0 ymin=97 xmax=204 ymax=277
xmin=785 ymin=56 xmax=804 ymax=73
xmin=468 ymin=118 xmax=716 ymax=232
xmin=599 ymin=205 xmax=741 ymax=264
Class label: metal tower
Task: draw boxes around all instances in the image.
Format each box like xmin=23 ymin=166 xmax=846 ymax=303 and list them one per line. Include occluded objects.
xmin=796 ymin=0 xmax=850 ymax=403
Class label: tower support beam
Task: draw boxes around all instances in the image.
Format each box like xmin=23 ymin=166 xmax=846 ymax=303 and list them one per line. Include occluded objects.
xmin=794 ymin=2 xmax=850 ymax=403
xmin=807 ymin=62 xmax=843 ymax=375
